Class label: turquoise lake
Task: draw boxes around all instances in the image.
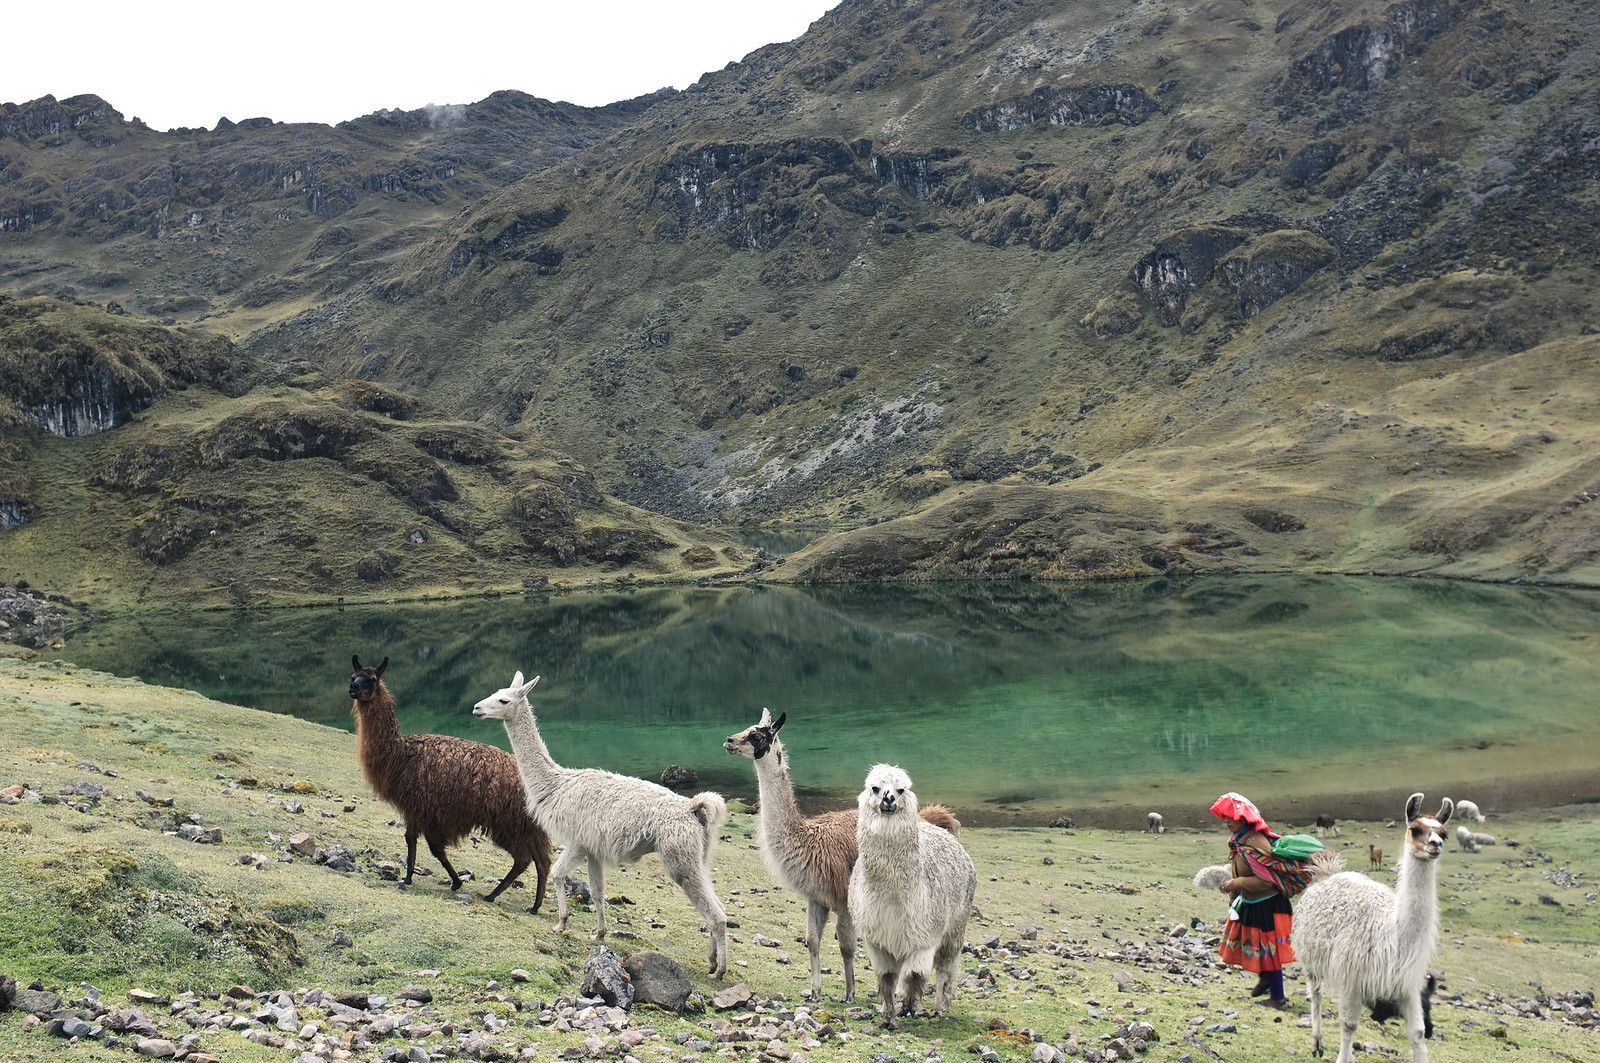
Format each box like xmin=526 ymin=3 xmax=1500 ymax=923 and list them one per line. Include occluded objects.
xmin=49 ymin=576 xmax=1600 ymax=827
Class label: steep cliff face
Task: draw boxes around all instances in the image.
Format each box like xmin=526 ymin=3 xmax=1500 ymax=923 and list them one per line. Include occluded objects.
xmin=0 ymin=297 xmax=243 ymax=439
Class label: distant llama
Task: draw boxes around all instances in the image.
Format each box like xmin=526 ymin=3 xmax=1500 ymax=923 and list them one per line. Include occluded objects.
xmin=474 ymin=671 xmax=729 ymax=976
xmin=1296 ymin=793 xmax=1454 ymax=1063
xmin=724 ymin=709 xmax=960 ymax=1002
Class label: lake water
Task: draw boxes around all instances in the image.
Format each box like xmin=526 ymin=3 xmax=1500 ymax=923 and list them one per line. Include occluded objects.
xmin=48 ymin=576 xmax=1600 ymax=828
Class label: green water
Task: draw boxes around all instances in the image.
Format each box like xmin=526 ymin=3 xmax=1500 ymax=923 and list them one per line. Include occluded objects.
xmin=50 ymin=576 xmax=1600 ymax=827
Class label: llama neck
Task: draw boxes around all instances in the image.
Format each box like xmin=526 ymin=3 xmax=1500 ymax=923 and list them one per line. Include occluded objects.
xmin=752 ymin=740 xmax=803 ymax=834
xmin=500 ymin=698 xmax=564 ymax=799
xmin=353 ymin=683 xmax=404 ymax=792
xmin=1393 ymin=847 xmax=1441 ymax=968
xmin=857 ymin=811 xmax=922 ymax=889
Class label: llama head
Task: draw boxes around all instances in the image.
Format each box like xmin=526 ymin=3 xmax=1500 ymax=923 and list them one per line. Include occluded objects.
xmin=1402 ymin=792 xmax=1454 ymax=861
xmin=472 ymin=671 xmax=541 ymax=720
xmin=349 ymin=655 xmax=389 ymax=702
xmin=858 ymin=763 xmax=920 ymax=823
xmin=723 ymin=708 xmax=787 ymax=761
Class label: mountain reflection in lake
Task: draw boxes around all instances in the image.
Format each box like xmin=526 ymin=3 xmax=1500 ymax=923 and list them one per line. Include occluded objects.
xmin=52 ymin=577 xmax=1600 ymax=827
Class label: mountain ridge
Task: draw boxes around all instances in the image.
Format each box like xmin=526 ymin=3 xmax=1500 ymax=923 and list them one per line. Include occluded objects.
xmin=3 ymin=0 xmax=1598 ymax=605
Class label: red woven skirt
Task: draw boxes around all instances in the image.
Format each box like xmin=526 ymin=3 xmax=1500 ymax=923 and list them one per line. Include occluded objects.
xmin=1219 ymin=894 xmax=1295 ymax=972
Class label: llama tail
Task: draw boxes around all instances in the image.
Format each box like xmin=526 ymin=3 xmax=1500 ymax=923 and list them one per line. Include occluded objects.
xmin=921 ymin=803 xmax=962 ymax=837
xmin=690 ymin=791 xmax=728 ymax=857
xmin=1308 ymin=849 xmax=1346 ymax=881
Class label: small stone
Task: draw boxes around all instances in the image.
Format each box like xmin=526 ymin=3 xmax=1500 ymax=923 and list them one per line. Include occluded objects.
xmin=332 ymin=930 xmax=354 ymax=947
xmin=132 ymin=1037 xmax=178 ymax=1058
xmin=510 ymin=968 xmax=532 ymax=982
xmin=289 ymin=832 xmax=316 ymax=856
xmin=713 ymin=983 xmax=753 ymax=1010
xmin=623 ymin=951 xmax=692 ymax=1012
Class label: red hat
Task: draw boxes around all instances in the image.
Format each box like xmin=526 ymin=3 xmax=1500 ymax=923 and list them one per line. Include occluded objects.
xmin=1210 ymin=791 xmax=1269 ymax=832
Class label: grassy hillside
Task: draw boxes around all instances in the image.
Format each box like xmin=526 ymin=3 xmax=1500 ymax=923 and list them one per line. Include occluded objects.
xmin=1 ymin=660 xmax=1596 ymax=1061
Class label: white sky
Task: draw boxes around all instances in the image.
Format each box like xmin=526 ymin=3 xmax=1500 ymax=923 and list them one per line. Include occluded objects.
xmin=4 ymin=1 xmax=840 ymax=131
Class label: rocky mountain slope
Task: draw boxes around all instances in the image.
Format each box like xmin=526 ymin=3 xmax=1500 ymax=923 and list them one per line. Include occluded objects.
xmin=3 ymin=0 xmax=1598 ymax=602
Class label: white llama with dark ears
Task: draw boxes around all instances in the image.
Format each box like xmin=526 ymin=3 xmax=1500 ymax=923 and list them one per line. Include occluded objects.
xmin=473 ymin=671 xmax=730 ymax=977
xmin=1294 ymin=793 xmax=1454 ymax=1063
xmin=723 ymin=708 xmax=960 ymax=1003
xmin=848 ymin=763 xmax=975 ymax=1028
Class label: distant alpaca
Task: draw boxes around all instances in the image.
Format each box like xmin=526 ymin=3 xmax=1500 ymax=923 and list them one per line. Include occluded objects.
xmin=1455 ymin=825 xmax=1496 ymax=852
xmin=348 ymin=656 xmax=551 ymax=908
xmin=1146 ymin=811 xmax=1165 ymax=834
xmin=1295 ymin=793 xmax=1454 ymax=1063
xmin=1316 ymin=813 xmax=1340 ymax=836
xmin=1368 ymin=845 xmax=1384 ymax=871
xmin=724 ymin=709 xmax=961 ymax=1002
xmin=1453 ymin=799 xmax=1485 ymax=823
xmin=1193 ymin=864 xmax=1231 ymax=892
xmin=848 ymin=764 xmax=976 ymax=1028
xmin=473 ymin=671 xmax=729 ymax=976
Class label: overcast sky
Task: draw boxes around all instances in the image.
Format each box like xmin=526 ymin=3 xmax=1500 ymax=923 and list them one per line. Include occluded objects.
xmin=4 ymin=1 xmax=840 ymax=131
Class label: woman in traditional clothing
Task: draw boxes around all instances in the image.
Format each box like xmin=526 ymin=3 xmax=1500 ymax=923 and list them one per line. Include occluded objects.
xmin=1210 ymin=791 xmax=1297 ymax=1009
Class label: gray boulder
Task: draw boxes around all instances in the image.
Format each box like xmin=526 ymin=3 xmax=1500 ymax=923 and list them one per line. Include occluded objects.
xmin=623 ymin=950 xmax=692 ymax=1012
xmin=580 ymin=945 xmax=633 ymax=1009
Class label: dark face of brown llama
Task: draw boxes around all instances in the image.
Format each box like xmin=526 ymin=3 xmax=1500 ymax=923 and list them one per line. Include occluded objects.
xmin=349 ymin=654 xmax=389 ymax=703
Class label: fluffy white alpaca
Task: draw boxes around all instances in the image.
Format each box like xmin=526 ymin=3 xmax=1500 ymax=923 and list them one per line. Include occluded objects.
xmin=473 ymin=672 xmax=730 ymax=977
xmin=1192 ymin=864 xmax=1231 ymax=892
xmin=847 ymin=764 xmax=976 ymax=1028
xmin=1295 ymin=793 xmax=1454 ymax=1063
xmin=1453 ymin=799 xmax=1486 ymax=823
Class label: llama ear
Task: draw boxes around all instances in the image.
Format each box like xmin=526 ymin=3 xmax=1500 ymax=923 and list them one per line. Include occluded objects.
xmin=352 ymin=654 xmax=362 ymax=671
xmin=376 ymin=656 xmax=388 ymax=678
xmin=1405 ymin=793 xmax=1424 ymax=822
xmin=758 ymin=707 xmax=772 ymax=726
xmin=512 ymin=671 xmax=525 ymax=687
xmin=772 ymin=712 xmax=786 ymax=733
xmin=519 ymin=675 xmax=541 ymax=696
xmin=1436 ymin=797 xmax=1454 ymax=826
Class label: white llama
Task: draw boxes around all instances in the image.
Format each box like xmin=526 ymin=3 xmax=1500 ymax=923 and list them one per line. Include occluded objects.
xmin=473 ymin=672 xmax=730 ymax=977
xmin=1453 ymin=799 xmax=1485 ymax=822
xmin=848 ymin=763 xmax=976 ymax=1028
xmin=1146 ymin=811 xmax=1165 ymax=833
xmin=1295 ymin=793 xmax=1454 ymax=1063
xmin=723 ymin=709 xmax=961 ymax=1002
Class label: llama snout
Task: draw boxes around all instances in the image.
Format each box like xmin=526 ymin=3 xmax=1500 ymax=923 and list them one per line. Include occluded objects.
xmin=879 ymin=791 xmax=901 ymax=814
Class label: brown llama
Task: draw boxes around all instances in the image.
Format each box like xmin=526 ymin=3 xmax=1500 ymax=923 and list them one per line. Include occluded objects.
xmin=1369 ymin=845 xmax=1384 ymax=871
xmin=349 ymin=655 xmax=551 ymax=909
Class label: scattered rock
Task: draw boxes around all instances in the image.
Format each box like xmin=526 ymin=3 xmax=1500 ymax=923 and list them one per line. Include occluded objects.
xmin=11 ymin=987 xmax=62 ymax=1013
xmin=712 ymin=983 xmax=753 ymax=1010
xmin=288 ymin=832 xmax=316 ymax=856
xmin=660 ymin=765 xmax=699 ymax=789
xmin=580 ymin=945 xmax=634 ymax=1009
xmin=623 ymin=951 xmax=692 ymax=1012
xmin=132 ymin=1036 xmax=178 ymax=1058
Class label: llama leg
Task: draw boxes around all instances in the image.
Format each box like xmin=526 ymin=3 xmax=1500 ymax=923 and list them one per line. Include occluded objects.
xmin=530 ymin=847 xmax=551 ymax=915
xmin=805 ymin=900 xmax=829 ymax=1002
xmin=1401 ymin=994 xmax=1430 ymax=1063
xmin=671 ymin=860 xmax=728 ymax=978
xmin=932 ymin=935 xmax=962 ymax=1015
xmin=484 ymin=857 xmax=529 ymax=903
xmin=864 ymin=943 xmax=898 ymax=1029
xmin=900 ymin=970 xmax=927 ymax=1018
xmin=403 ymin=827 xmax=420 ymax=886
xmin=1308 ymin=976 xmax=1324 ymax=1057
xmin=424 ymin=832 xmax=464 ymax=891
xmin=1336 ymin=990 xmax=1362 ymax=1063
xmin=587 ymin=855 xmax=608 ymax=940
xmin=836 ymin=910 xmax=858 ymax=1004
xmin=549 ymin=845 xmax=583 ymax=932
